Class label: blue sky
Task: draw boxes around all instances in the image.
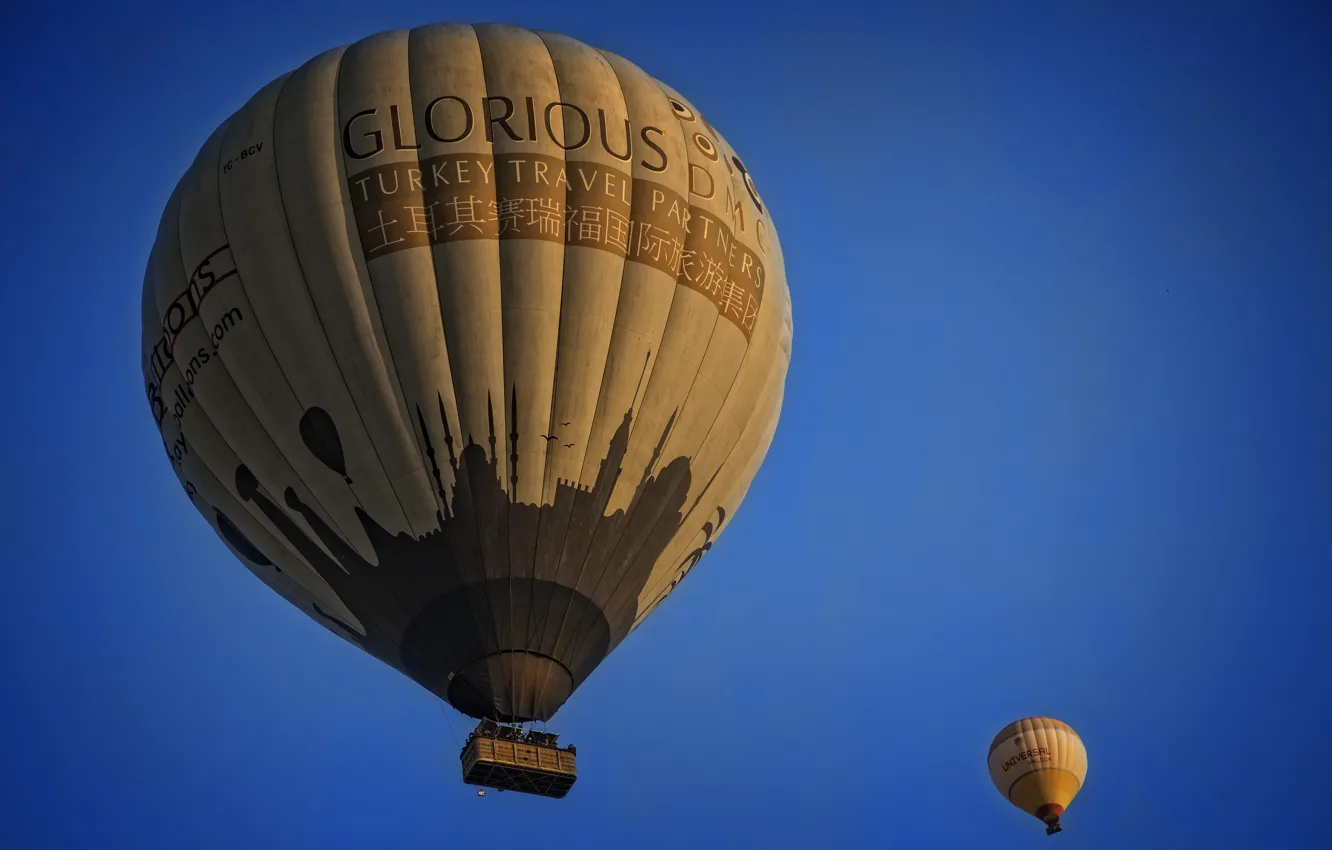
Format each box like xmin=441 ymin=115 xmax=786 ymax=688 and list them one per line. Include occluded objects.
xmin=2 ymin=1 xmax=1329 ymax=847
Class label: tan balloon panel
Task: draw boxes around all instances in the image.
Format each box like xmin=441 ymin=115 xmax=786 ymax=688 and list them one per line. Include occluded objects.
xmin=987 ymin=717 xmax=1089 ymax=825
xmin=141 ymin=23 xmax=791 ymax=723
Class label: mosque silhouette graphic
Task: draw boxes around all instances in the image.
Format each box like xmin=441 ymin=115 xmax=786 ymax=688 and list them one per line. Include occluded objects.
xmin=218 ymin=387 xmax=709 ymax=723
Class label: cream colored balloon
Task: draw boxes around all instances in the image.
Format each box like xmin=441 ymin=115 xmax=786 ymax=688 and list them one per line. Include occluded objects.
xmin=987 ymin=716 xmax=1088 ymax=835
xmin=139 ymin=22 xmax=792 ymax=726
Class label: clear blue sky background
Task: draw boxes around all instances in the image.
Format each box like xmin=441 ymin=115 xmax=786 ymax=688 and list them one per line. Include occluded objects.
xmin=2 ymin=1 xmax=1328 ymax=847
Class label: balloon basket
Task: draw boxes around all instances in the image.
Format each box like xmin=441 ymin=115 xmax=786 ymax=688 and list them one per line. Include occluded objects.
xmin=460 ymin=722 xmax=577 ymax=799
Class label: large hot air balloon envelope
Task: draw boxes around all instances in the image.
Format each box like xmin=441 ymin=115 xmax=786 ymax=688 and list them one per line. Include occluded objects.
xmin=988 ymin=717 xmax=1088 ymax=835
xmin=141 ymin=23 xmax=792 ymax=730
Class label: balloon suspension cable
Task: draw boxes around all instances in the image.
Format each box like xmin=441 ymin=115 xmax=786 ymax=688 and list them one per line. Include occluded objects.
xmin=437 ymin=698 xmax=460 ymax=749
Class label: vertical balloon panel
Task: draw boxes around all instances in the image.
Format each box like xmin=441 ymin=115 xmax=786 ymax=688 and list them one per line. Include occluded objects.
xmin=560 ymin=90 xmax=718 ymax=672
xmin=274 ymin=46 xmax=431 ymax=540
xmin=472 ymin=25 xmax=571 ymax=715
xmin=528 ymin=34 xmax=628 ymax=582
xmin=221 ymin=72 xmax=401 ymax=562
xmin=404 ymin=23 xmax=505 ymax=476
xmin=399 ymin=24 xmax=512 ymax=683
xmin=338 ymin=30 xmax=510 ymax=690
xmin=338 ymin=32 xmax=462 ymax=536
xmin=224 ymin=59 xmax=425 ymax=547
xmin=644 ymin=75 xmax=791 ymax=623
xmin=497 ymin=32 xmax=635 ymax=717
xmin=592 ymin=83 xmax=779 ymax=636
xmin=609 ymin=90 xmax=740 ymax=613
xmin=540 ymin=51 xmax=691 ymax=674
xmin=645 ymin=86 xmax=751 ymax=471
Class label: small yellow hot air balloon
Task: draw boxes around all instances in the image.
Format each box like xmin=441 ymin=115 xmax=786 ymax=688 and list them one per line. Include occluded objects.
xmin=987 ymin=716 xmax=1088 ymax=835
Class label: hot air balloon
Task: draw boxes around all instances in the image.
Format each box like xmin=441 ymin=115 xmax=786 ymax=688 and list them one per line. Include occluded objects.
xmin=139 ymin=22 xmax=793 ymax=797
xmin=987 ymin=717 xmax=1088 ymax=835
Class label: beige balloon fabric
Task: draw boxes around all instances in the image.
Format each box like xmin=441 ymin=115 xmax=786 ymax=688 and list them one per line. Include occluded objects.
xmin=140 ymin=23 xmax=792 ymax=724
xmin=987 ymin=717 xmax=1088 ymax=832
